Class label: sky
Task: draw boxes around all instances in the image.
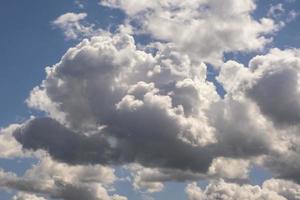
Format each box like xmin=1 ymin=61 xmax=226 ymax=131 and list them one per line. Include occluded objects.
xmin=0 ymin=0 xmax=300 ymax=200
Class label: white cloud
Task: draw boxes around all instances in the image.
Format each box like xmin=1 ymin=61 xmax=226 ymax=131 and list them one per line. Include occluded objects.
xmin=185 ymin=182 xmax=205 ymax=200
xmin=2 ymin=1 xmax=300 ymax=198
xmin=263 ymin=179 xmax=300 ymax=200
xmin=185 ymin=179 xmax=300 ymax=200
xmin=247 ymin=48 xmax=300 ymax=127
xmin=52 ymin=12 xmax=99 ymax=40
xmin=0 ymin=124 xmax=25 ymax=158
xmin=129 ymin=164 xmax=165 ymax=193
xmin=23 ymin=156 xmax=116 ymax=186
xmin=0 ymin=156 xmax=126 ymax=200
xmin=101 ymin=0 xmax=279 ymax=65
xmin=19 ymin=31 xmax=219 ymax=173
xmin=217 ymin=48 xmax=300 ymax=183
xmin=14 ymin=31 xmax=300 ymax=189
xmin=218 ymin=48 xmax=300 ymax=128
xmin=12 ymin=193 xmax=47 ymax=200
xmin=126 ymin=157 xmax=251 ymax=194
xmin=208 ymin=157 xmax=250 ymax=180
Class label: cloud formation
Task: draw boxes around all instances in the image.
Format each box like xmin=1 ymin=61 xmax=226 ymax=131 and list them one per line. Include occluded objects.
xmin=1 ymin=0 xmax=300 ymax=199
xmin=12 ymin=193 xmax=47 ymax=200
xmin=218 ymin=48 xmax=300 ymax=184
xmin=52 ymin=12 xmax=98 ymax=40
xmin=18 ymin=32 xmax=220 ymax=173
xmin=12 ymin=31 xmax=300 ymax=186
xmin=0 ymin=156 xmax=126 ymax=200
xmin=101 ymin=0 xmax=279 ymax=65
xmin=0 ymin=124 xmax=24 ymax=158
xmin=185 ymin=179 xmax=300 ymax=200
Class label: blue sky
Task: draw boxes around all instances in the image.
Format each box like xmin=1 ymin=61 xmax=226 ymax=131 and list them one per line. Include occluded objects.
xmin=0 ymin=0 xmax=300 ymax=200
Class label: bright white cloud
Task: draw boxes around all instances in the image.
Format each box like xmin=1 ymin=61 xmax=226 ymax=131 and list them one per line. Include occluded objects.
xmin=12 ymin=193 xmax=47 ymax=200
xmin=0 ymin=155 xmax=126 ymax=200
xmin=52 ymin=12 xmax=99 ymax=40
xmin=0 ymin=124 xmax=25 ymax=158
xmin=101 ymin=0 xmax=279 ymax=65
xmin=185 ymin=179 xmax=300 ymax=200
xmin=208 ymin=157 xmax=250 ymax=180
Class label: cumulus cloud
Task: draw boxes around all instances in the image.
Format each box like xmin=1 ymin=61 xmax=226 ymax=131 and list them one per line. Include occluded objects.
xmin=185 ymin=182 xmax=205 ymax=200
xmin=208 ymin=157 xmax=250 ymax=180
xmin=218 ymin=48 xmax=300 ymax=128
xmin=218 ymin=48 xmax=300 ymax=132
xmin=15 ymin=31 xmax=221 ymax=173
xmin=100 ymin=0 xmax=279 ymax=65
xmin=0 ymin=156 xmax=126 ymax=200
xmin=126 ymin=163 xmax=208 ymax=193
xmin=125 ymin=157 xmax=251 ymax=194
xmin=2 ymin=0 xmax=300 ymax=198
xmin=207 ymin=96 xmax=273 ymax=158
xmin=263 ymin=179 xmax=300 ymax=200
xmin=127 ymin=159 xmax=250 ymax=194
xmin=185 ymin=179 xmax=300 ymax=200
xmin=0 ymin=123 xmax=26 ymax=158
xmin=12 ymin=29 xmax=300 ymax=186
xmin=128 ymin=164 xmax=165 ymax=193
xmin=52 ymin=12 xmax=100 ymax=40
xmin=12 ymin=193 xmax=47 ymax=200
xmin=217 ymin=48 xmax=300 ymax=183
xmin=247 ymin=48 xmax=300 ymax=126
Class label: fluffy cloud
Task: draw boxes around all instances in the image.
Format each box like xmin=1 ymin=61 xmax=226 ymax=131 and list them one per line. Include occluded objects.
xmin=263 ymin=179 xmax=300 ymax=200
xmin=128 ymin=164 xmax=165 ymax=193
xmin=208 ymin=157 xmax=250 ymax=180
xmin=14 ymin=31 xmax=300 ymax=187
xmin=219 ymin=48 xmax=300 ymax=128
xmin=124 ymin=157 xmax=251 ymax=189
xmin=127 ymin=157 xmax=251 ymax=193
xmin=101 ymin=0 xmax=278 ymax=65
xmin=185 ymin=179 xmax=300 ymax=200
xmin=247 ymin=48 xmax=300 ymax=126
xmin=3 ymin=0 xmax=300 ymax=198
xmin=15 ymin=31 xmax=220 ymax=174
xmin=186 ymin=182 xmax=205 ymax=200
xmin=127 ymin=163 xmax=208 ymax=193
xmin=52 ymin=12 xmax=99 ymax=40
xmin=218 ymin=48 xmax=300 ymax=183
xmin=0 ymin=156 xmax=126 ymax=200
xmin=23 ymin=156 xmax=116 ymax=185
xmin=0 ymin=123 xmax=26 ymax=158
xmin=12 ymin=193 xmax=47 ymax=200
xmin=207 ymin=96 xmax=273 ymax=158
